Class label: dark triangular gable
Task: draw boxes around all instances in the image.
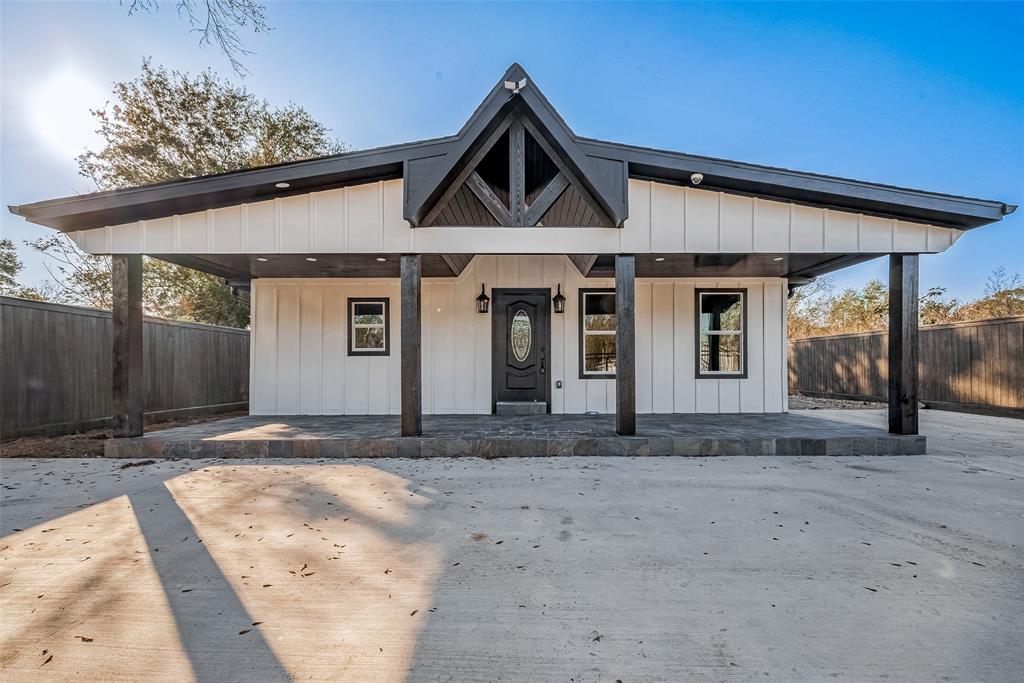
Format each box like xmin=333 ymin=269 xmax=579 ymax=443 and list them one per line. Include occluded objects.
xmin=404 ymin=64 xmax=628 ymax=228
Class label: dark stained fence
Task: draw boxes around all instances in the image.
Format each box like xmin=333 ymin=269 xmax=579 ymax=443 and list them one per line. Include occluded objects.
xmin=788 ymin=316 xmax=1024 ymax=418
xmin=1 ymin=296 xmax=249 ymax=438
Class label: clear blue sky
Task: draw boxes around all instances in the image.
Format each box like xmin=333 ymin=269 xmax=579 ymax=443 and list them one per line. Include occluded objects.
xmin=2 ymin=1 xmax=1021 ymax=299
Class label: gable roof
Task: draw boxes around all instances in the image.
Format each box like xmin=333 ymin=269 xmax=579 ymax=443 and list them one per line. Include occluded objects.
xmin=8 ymin=64 xmax=1016 ymax=232
xmin=404 ymin=63 xmax=626 ymax=227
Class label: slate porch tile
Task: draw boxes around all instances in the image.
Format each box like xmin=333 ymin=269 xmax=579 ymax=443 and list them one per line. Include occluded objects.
xmin=393 ymin=438 xmax=423 ymax=458
xmin=800 ymin=439 xmax=828 ymax=456
xmin=850 ymin=437 xmax=881 ymax=456
xmin=547 ymin=439 xmax=577 ymax=456
xmin=825 ymin=438 xmax=853 ymax=456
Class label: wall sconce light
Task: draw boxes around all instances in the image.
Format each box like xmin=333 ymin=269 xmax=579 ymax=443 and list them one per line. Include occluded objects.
xmin=476 ymin=284 xmax=490 ymax=314
xmin=552 ymin=284 xmax=566 ymax=314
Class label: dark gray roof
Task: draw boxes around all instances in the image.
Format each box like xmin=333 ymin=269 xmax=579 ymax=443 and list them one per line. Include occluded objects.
xmin=8 ymin=64 xmax=1016 ymax=232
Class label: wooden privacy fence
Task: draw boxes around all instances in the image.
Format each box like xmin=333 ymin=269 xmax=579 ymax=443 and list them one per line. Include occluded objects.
xmin=788 ymin=316 xmax=1024 ymax=418
xmin=1 ymin=296 xmax=249 ymax=438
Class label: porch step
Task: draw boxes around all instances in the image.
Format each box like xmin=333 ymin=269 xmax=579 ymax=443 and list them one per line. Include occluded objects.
xmin=496 ymin=401 xmax=547 ymax=416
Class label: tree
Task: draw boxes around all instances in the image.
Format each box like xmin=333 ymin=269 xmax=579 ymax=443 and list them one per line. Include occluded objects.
xmin=124 ymin=0 xmax=270 ymax=76
xmin=788 ymin=267 xmax=1024 ymax=339
xmin=0 ymin=239 xmax=47 ymax=301
xmin=78 ymin=59 xmax=344 ymax=189
xmin=31 ymin=60 xmax=344 ymax=327
xmin=959 ymin=267 xmax=1024 ymax=320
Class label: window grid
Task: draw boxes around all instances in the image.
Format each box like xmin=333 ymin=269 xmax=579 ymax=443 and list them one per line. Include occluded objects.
xmin=347 ymin=298 xmax=390 ymax=357
xmin=579 ymin=288 xmax=616 ymax=379
xmin=696 ymin=289 xmax=747 ymax=379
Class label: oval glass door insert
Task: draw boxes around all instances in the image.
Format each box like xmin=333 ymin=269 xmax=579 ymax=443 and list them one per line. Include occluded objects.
xmin=510 ymin=309 xmax=532 ymax=362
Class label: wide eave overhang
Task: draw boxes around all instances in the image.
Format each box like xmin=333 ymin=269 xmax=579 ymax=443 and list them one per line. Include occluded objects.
xmin=8 ymin=64 xmax=1016 ymax=234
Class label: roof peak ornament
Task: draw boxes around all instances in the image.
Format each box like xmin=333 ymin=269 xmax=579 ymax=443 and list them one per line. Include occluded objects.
xmin=503 ymin=77 xmax=528 ymax=94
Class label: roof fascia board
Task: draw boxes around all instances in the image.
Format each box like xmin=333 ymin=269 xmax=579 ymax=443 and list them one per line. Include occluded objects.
xmin=578 ymin=139 xmax=1010 ymax=229
xmin=12 ymin=138 xmax=455 ymax=230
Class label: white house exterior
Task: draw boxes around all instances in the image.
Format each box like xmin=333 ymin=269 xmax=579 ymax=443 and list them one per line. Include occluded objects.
xmin=10 ymin=64 xmax=1015 ymax=439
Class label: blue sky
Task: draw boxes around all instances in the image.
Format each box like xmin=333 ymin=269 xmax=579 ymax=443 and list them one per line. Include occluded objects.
xmin=2 ymin=1 xmax=1021 ymax=299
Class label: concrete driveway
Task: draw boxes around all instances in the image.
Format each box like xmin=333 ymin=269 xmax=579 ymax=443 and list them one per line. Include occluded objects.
xmin=1 ymin=409 xmax=1022 ymax=681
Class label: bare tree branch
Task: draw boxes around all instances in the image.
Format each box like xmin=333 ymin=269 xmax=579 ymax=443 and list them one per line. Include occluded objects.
xmin=123 ymin=0 xmax=270 ymax=75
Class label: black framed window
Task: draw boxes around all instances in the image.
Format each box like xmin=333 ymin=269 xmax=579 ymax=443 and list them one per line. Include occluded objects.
xmin=578 ymin=288 xmax=616 ymax=379
xmin=696 ymin=289 xmax=747 ymax=378
xmin=347 ymin=298 xmax=390 ymax=356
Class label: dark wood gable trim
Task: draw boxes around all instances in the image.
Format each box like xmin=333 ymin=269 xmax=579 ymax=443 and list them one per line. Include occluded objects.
xmin=568 ymin=254 xmax=599 ymax=277
xmin=419 ymin=104 xmax=615 ymax=228
xmin=406 ymin=64 xmax=626 ymax=228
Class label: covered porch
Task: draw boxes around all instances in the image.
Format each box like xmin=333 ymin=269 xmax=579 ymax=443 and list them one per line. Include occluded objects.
xmin=104 ymin=410 xmax=926 ymax=458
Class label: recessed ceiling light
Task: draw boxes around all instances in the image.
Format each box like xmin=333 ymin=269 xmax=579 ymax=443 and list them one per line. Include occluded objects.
xmin=772 ymin=257 xmax=785 ymax=261
xmin=256 ymin=257 xmax=268 ymax=262
xmin=275 ymin=182 xmax=290 ymax=189
xmin=305 ymin=257 xmax=318 ymax=262
xmin=655 ymin=257 xmax=666 ymax=262
xmin=376 ymin=257 xmax=387 ymax=262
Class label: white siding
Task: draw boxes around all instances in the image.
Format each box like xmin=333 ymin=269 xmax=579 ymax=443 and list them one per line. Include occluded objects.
xmin=74 ymin=179 xmax=963 ymax=256
xmin=250 ymin=256 xmax=788 ymax=415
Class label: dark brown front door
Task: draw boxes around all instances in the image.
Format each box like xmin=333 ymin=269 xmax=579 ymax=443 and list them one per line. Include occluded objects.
xmin=492 ymin=289 xmax=551 ymax=412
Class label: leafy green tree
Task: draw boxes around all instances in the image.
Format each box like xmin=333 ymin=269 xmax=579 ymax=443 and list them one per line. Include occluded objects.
xmin=32 ymin=60 xmax=344 ymax=327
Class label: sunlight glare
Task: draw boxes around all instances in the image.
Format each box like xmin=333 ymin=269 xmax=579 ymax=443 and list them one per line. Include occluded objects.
xmin=27 ymin=67 xmax=104 ymax=161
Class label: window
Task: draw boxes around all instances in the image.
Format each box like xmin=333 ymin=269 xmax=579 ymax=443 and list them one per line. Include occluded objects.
xmin=579 ymin=289 xmax=616 ymax=378
xmin=348 ymin=298 xmax=390 ymax=356
xmin=696 ymin=289 xmax=747 ymax=378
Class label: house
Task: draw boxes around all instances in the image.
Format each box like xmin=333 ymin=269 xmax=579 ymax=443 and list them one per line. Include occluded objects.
xmin=9 ymin=64 xmax=1015 ymax=446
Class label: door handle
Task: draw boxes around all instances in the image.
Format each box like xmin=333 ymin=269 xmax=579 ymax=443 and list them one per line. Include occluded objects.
xmin=540 ymin=347 xmax=546 ymax=375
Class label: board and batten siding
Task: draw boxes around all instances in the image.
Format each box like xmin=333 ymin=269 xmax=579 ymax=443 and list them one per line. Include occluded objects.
xmin=72 ymin=180 xmax=963 ymax=256
xmin=250 ymin=256 xmax=787 ymax=416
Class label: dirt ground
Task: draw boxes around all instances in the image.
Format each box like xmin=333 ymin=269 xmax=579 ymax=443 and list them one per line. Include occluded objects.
xmin=788 ymin=393 xmax=886 ymax=410
xmin=1 ymin=409 xmax=1021 ymax=682
xmin=0 ymin=412 xmax=248 ymax=458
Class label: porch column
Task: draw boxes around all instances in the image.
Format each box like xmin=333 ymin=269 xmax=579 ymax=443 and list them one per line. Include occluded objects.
xmin=112 ymin=254 xmax=144 ymax=437
xmin=888 ymin=254 xmax=919 ymax=435
xmin=615 ymin=254 xmax=636 ymax=436
xmin=401 ymin=254 xmax=422 ymax=436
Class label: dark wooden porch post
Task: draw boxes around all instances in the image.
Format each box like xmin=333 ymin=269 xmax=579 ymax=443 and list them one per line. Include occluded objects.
xmin=401 ymin=254 xmax=422 ymax=436
xmin=112 ymin=254 xmax=144 ymax=437
xmin=615 ymin=254 xmax=636 ymax=436
xmin=888 ymin=254 xmax=919 ymax=435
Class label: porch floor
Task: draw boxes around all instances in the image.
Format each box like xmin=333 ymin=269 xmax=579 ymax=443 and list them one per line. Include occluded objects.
xmin=106 ymin=410 xmax=926 ymax=458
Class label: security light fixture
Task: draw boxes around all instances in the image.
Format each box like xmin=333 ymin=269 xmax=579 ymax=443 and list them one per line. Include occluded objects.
xmin=476 ymin=284 xmax=490 ymax=314
xmin=256 ymin=257 xmax=268 ymax=262
xmin=772 ymin=257 xmax=785 ymax=262
xmin=552 ymin=284 xmax=566 ymax=314
xmin=275 ymin=182 xmax=290 ymax=189
xmin=305 ymin=257 xmax=318 ymax=262
xmin=375 ymin=257 xmax=387 ymax=262
xmin=655 ymin=257 xmax=666 ymax=262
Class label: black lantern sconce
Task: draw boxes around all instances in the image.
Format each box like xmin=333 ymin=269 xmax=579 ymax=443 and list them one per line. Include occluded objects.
xmin=552 ymin=284 xmax=566 ymax=314
xmin=476 ymin=284 xmax=490 ymax=314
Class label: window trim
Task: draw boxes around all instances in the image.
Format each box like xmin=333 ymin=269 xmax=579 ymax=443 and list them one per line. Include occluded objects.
xmin=695 ymin=288 xmax=748 ymax=379
xmin=347 ymin=297 xmax=391 ymax=357
xmin=578 ymin=288 xmax=616 ymax=379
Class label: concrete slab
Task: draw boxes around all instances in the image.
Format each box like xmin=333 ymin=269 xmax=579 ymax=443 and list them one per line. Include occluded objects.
xmin=1 ymin=410 xmax=1022 ymax=681
xmin=102 ymin=410 xmax=927 ymax=458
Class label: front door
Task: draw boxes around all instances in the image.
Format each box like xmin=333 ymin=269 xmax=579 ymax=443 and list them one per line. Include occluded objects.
xmin=492 ymin=289 xmax=551 ymax=412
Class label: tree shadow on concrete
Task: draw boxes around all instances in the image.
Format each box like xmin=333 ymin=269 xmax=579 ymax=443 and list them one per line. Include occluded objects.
xmin=128 ymin=482 xmax=291 ymax=683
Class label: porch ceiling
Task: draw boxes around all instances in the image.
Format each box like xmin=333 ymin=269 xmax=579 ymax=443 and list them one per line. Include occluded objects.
xmin=582 ymin=253 xmax=881 ymax=279
xmin=154 ymin=252 xmax=880 ymax=282
xmin=154 ymin=254 xmax=468 ymax=280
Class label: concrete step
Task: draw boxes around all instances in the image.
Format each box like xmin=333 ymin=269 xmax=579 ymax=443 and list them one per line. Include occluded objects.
xmin=496 ymin=401 xmax=548 ymax=416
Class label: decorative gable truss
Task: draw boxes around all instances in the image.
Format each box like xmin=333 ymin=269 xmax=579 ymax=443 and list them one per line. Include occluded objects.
xmin=405 ymin=64 xmax=626 ymax=229
xmin=421 ymin=111 xmax=614 ymax=228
